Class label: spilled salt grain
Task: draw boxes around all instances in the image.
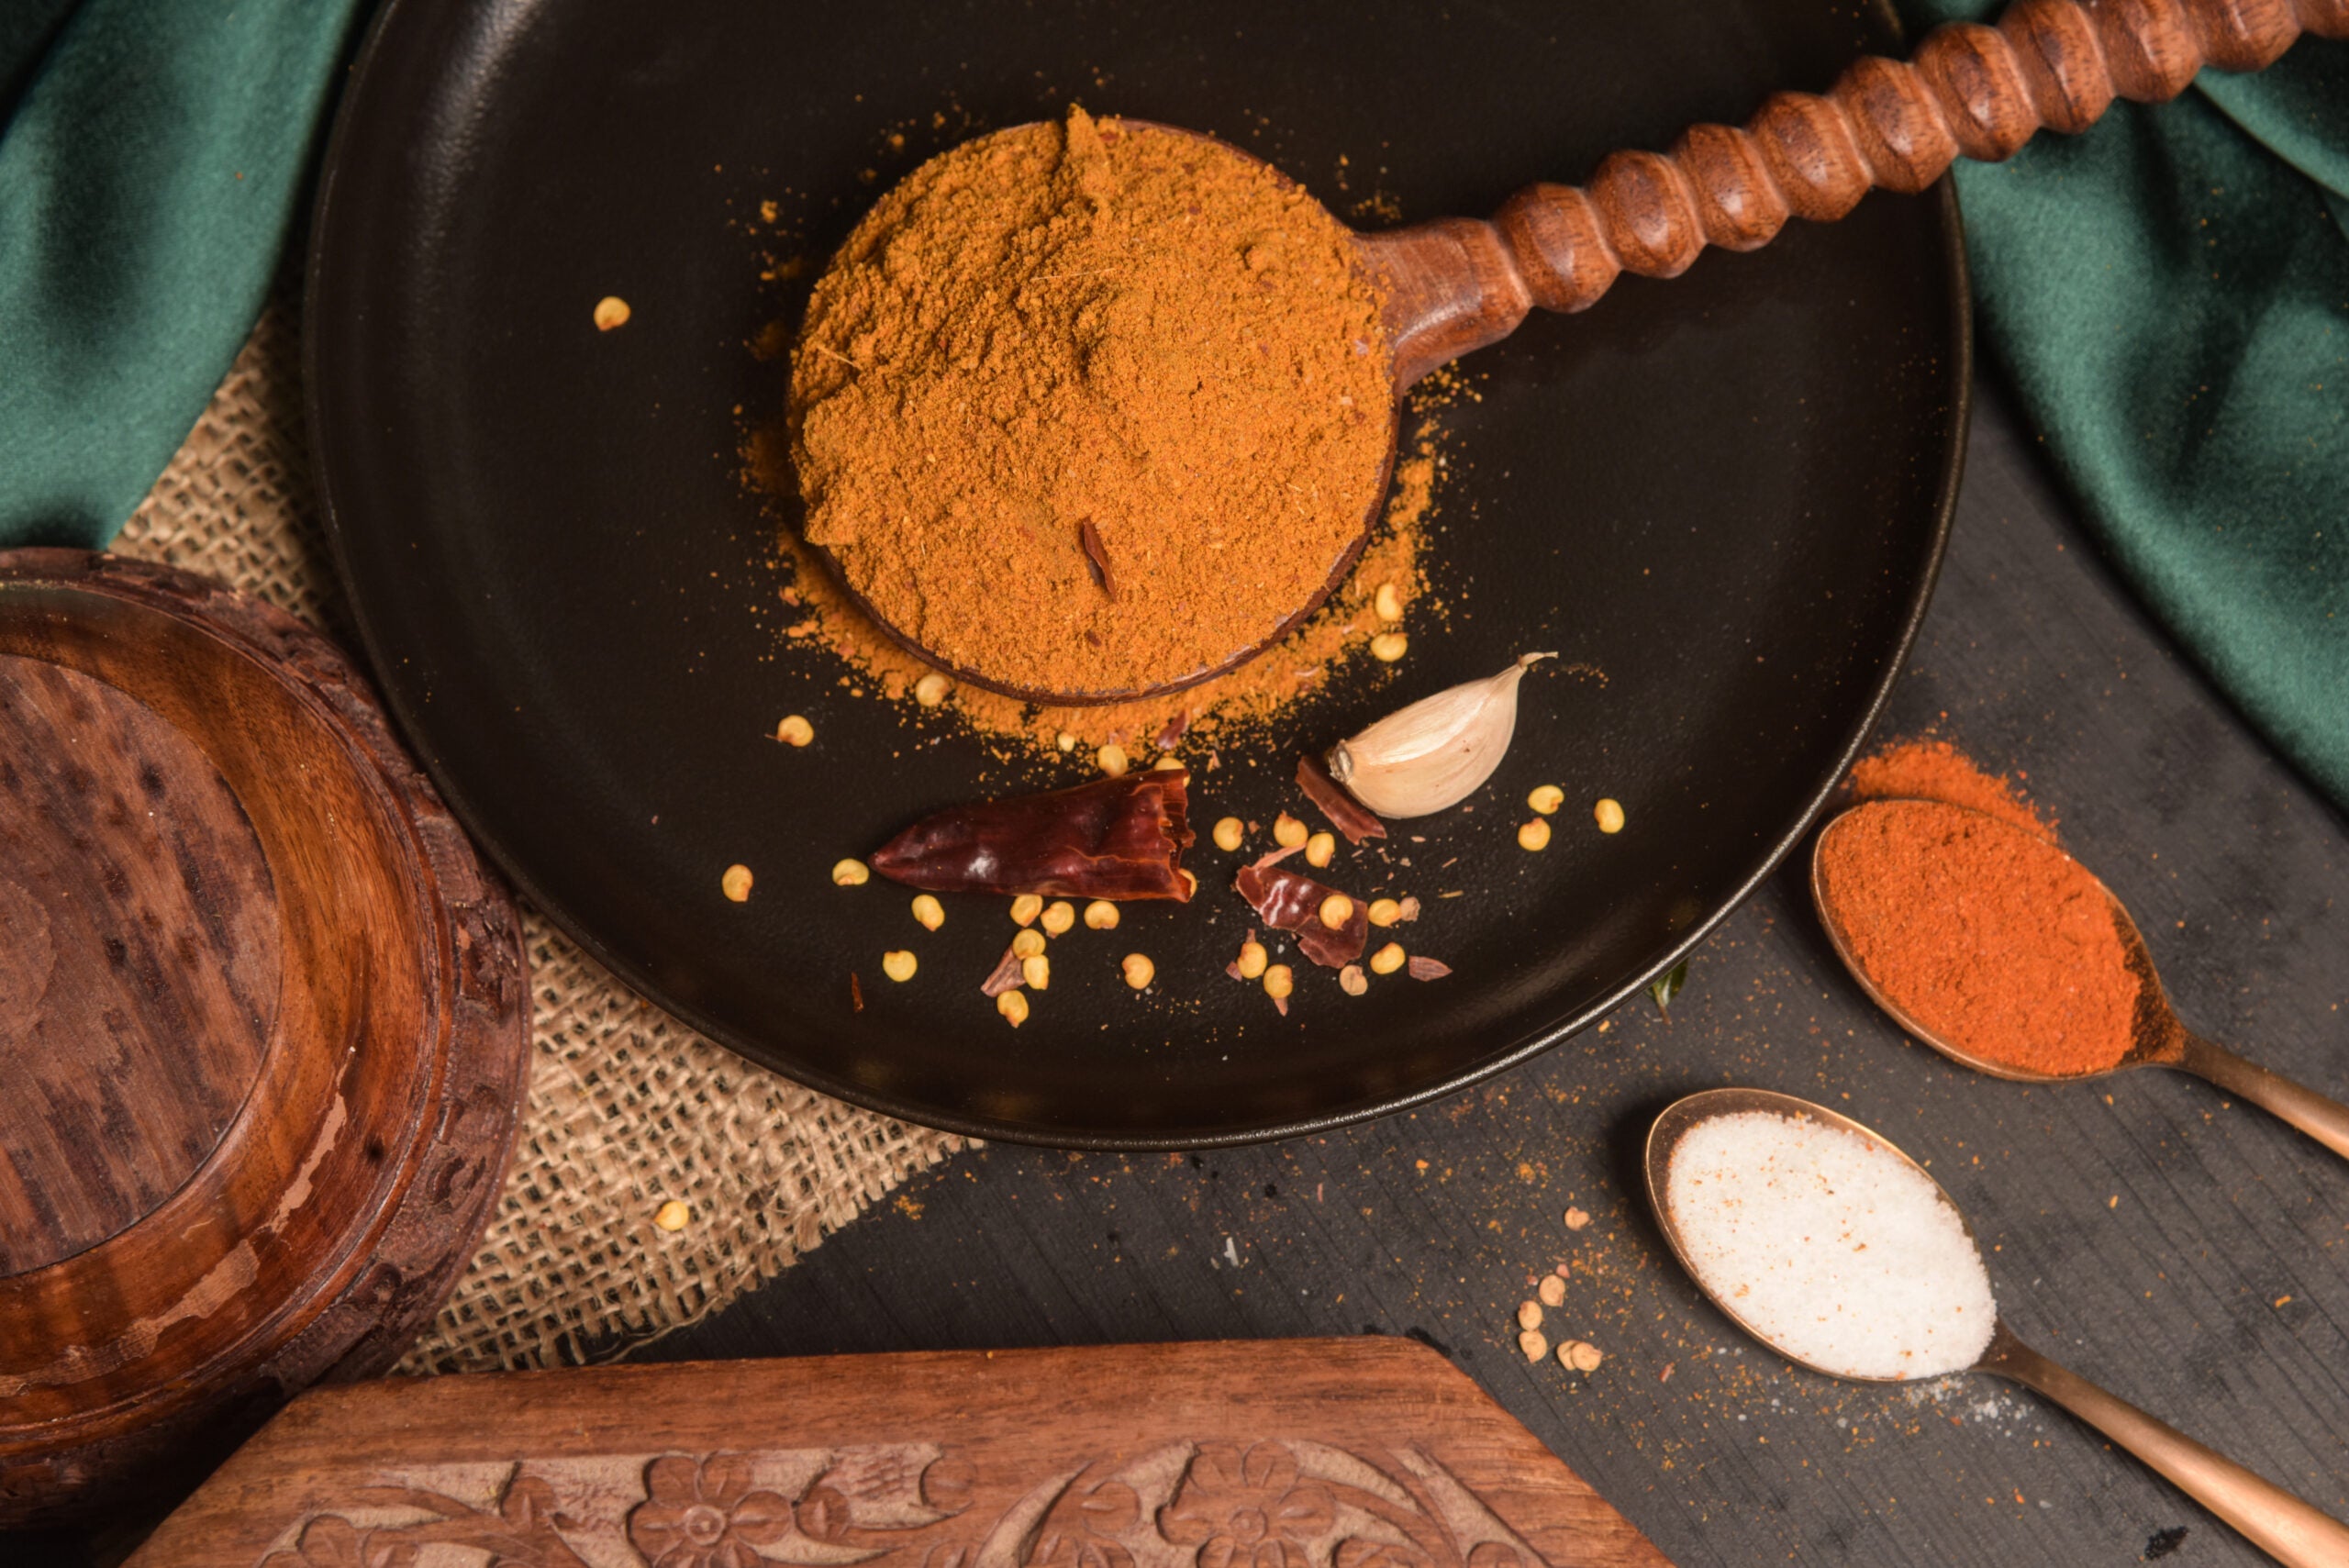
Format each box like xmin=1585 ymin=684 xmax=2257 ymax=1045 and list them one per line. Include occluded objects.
xmin=1664 ymin=1110 xmax=1995 ymax=1380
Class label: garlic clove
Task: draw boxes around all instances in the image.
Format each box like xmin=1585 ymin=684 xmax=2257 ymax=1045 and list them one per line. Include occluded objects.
xmin=1327 ymin=652 xmax=1554 ymax=818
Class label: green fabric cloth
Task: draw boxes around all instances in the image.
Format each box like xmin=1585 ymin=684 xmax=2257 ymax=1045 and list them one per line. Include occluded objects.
xmin=1901 ymin=4 xmax=2349 ymax=808
xmin=3 ymin=3 xmax=2343 ymax=810
xmin=0 ymin=0 xmax=366 ymax=549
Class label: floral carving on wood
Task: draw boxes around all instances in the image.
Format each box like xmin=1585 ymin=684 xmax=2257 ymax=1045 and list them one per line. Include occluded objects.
xmin=250 ymin=1439 xmax=1550 ymax=1568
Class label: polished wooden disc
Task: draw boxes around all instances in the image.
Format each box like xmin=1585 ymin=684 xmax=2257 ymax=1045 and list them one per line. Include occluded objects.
xmin=0 ymin=550 xmax=529 ymax=1528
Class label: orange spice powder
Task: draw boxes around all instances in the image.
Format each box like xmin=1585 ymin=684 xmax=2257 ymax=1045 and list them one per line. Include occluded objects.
xmin=1848 ymin=737 xmax=2054 ymax=841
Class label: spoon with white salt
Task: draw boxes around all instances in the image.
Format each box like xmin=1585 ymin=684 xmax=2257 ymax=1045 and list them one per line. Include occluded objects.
xmin=1645 ymin=1087 xmax=2349 ymax=1567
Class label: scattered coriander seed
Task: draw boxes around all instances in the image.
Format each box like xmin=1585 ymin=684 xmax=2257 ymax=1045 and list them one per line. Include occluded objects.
xmin=1040 ymin=899 xmax=1076 ymax=937
xmin=1056 ymin=730 xmax=1079 ymax=752
xmin=831 ymin=858 xmax=870 ymax=886
xmin=1305 ymin=831 xmax=1336 ymax=869
xmin=1527 ymin=783 xmax=1564 ymax=816
xmin=1517 ymin=1300 xmax=1543 ymax=1331
xmin=1273 ymin=813 xmax=1308 ymax=849
xmin=653 ymin=1198 xmax=690 ymax=1230
xmin=882 ymin=950 xmax=918 ymax=983
xmin=910 ymin=894 xmax=945 ymax=930
xmin=721 ymin=863 xmax=753 ymax=902
xmin=1010 ymin=894 xmax=1044 ymax=927
xmin=913 ymin=673 xmax=952 ymax=707
xmin=996 ymin=989 xmax=1030 ymax=1027
xmin=1317 ymin=893 xmax=1355 ymax=930
xmin=1121 ymin=952 xmax=1154 ymax=989
xmin=1563 ymin=1340 xmax=1605 ymax=1373
xmin=1021 ymin=953 xmax=1051 ymax=990
xmin=1263 ymin=963 xmax=1294 ymax=1002
xmin=1564 ymin=1206 xmax=1591 ymax=1230
xmin=1213 ymin=816 xmax=1245 ymax=852
xmin=1368 ymin=897 xmax=1404 ymax=928
xmin=1011 ymin=928 xmax=1047 ymax=960
xmin=1370 ymin=941 xmax=1407 ymax=975
xmin=1339 ymin=963 xmax=1367 ymax=996
xmin=1374 ymin=580 xmax=1405 ymax=622
xmin=1538 ymin=1274 xmax=1567 ymax=1307
xmin=775 ymin=714 xmax=815 ymax=747
xmin=1152 ymin=753 xmax=1185 ymax=771
xmin=1518 ymin=818 xmax=1553 ymax=852
xmin=594 ymin=295 xmax=631 ymax=331
xmin=1237 ymin=940 xmax=1269 ymax=980
xmin=1370 ymin=631 xmax=1408 ymax=662
xmin=1097 ymin=743 xmax=1130 ymax=777
xmin=1594 ymin=796 xmax=1626 ymax=834
xmin=1085 ymin=899 xmax=1120 ymax=930
xmin=1518 ymin=1329 xmax=1549 ymax=1362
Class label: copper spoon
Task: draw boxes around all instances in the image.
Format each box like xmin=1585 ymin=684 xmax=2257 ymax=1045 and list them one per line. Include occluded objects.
xmin=806 ymin=0 xmax=2349 ymax=705
xmin=1811 ymin=801 xmax=2349 ymax=1162
xmin=1648 ymin=1087 xmax=2349 ymax=1567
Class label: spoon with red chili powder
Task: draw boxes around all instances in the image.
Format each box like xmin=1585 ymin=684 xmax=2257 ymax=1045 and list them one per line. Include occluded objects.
xmin=1811 ymin=798 xmax=2349 ymax=1162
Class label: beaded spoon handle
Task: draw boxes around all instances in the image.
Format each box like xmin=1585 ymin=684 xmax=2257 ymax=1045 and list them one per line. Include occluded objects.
xmin=1363 ymin=0 xmax=2349 ymax=386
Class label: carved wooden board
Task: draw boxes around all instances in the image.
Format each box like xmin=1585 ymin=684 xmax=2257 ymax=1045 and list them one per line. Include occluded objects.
xmin=0 ymin=550 xmax=529 ymax=1528
xmin=128 ymin=1339 xmax=1669 ymax=1568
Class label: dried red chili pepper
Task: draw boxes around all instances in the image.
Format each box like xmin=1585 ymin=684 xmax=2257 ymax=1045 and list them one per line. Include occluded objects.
xmin=871 ymin=769 xmax=1195 ymax=899
xmin=1296 ymin=752 xmax=1386 ymax=845
xmin=1234 ymin=859 xmax=1368 ymax=969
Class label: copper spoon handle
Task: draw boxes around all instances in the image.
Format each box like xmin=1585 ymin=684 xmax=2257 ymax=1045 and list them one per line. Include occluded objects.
xmin=2175 ymin=1031 xmax=2349 ymax=1162
xmin=1363 ymin=0 xmax=2349 ymax=386
xmin=1980 ymin=1326 xmax=2349 ymax=1566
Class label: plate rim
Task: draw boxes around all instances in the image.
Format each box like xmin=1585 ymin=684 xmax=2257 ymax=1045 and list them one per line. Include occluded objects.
xmin=303 ymin=0 xmax=1973 ymax=1151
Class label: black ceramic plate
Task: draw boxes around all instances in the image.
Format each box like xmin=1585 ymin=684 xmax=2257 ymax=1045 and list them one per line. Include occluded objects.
xmin=308 ymin=0 xmax=1967 ymax=1148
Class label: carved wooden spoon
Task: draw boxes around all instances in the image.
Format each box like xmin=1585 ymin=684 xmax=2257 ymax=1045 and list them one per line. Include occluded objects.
xmin=1811 ymin=801 xmax=2349 ymax=1162
xmin=1647 ymin=1087 xmax=2349 ymax=1567
xmin=816 ymin=0 xmax=2349 ymax=705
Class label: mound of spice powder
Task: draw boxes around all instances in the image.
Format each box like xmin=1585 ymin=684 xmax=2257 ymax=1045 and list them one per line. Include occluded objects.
xmin=790 ymin=105 xmax=1393 ymax=697
xmin=1817 ymin=799 xmax=2139 ymax=1077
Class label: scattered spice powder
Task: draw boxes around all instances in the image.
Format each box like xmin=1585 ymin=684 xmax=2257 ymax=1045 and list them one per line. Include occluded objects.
xmin=789 ymin=106 xmax=1392 ymax=697
xmin=1818 ymin=798 xmax=2139 ymax=1076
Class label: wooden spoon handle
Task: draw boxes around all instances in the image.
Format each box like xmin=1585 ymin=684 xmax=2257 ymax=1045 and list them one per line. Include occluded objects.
xmin=1983 ymin=1327 xmax=2349 ymax=1567
xmin=2176 ymin=1031 xmax=2349 ymax=1161
xmin=1367 ymin=0 xmax=2349 ymax=385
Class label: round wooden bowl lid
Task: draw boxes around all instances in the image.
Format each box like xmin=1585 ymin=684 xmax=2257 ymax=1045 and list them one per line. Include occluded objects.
xmin=0 ymin=550 xmax=529 ymax=1528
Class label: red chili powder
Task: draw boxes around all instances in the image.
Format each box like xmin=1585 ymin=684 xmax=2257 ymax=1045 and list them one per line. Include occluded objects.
xmin=1848 ymin=738 xmax=2054 ymax=841
xmin=1817 ymin=798 xmax=2138 ymax=1076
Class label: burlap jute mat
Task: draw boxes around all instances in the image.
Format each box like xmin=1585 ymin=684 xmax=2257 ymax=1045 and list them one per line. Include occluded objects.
xmin=116 ymin=298 xmax=967 ymax=1373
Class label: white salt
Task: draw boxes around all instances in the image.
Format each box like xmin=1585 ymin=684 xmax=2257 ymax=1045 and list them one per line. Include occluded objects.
xmin=1664 ymin=1109 xmax=1997 ymax=1380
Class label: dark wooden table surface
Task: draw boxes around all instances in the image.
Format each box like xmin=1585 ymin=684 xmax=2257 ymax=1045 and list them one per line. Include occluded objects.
xmin=34 ymin=377 xmax=2349 ymax=1567
xmin=639 ymin=379 xmax=2349 ymax=1568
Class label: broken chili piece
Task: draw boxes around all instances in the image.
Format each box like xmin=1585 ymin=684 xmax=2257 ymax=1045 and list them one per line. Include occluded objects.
xmin=1297 ymin=751 xmax=1386 ymax=845
xmin=1234 ymin=857 xmax=1369 ymax=969
xmin=871 ymin=769 xmax=1194 ymax=899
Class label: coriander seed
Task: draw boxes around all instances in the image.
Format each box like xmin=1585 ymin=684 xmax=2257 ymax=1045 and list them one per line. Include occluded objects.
xmin=775 ymin=714 xmax=815 ymax=747
xmin=1273 ymin=813 xmax=1308 ymax=849
xmin=1010 ymin=894 xmax=1044 ymax=927
xmin=1236 ymin=939 xmax=1269 ymax=980
xmin=1518 ymin=818 xmax=1552 ymax=851
xmin=594 ymin=295 xmax=631 ymax=331
xmin=1518 ymin=1329 xmax=1548 ymax=1362
xmin=1594 ymin=796 xmax=1626 ymax=834
xmin=1370 ymin=631 xmax=1408 ymax=662
xmin=910 ymin=894 xmax=945 ymax=930
xmin=1370 ymin=941 xmax=1406 ymax=975
xmin=1374 ymin=580 xmax=1404 ymax=622
xmin=831 ymin=858 xmax=870 ymax=886
xmin=1563 ymin=1340 xmax=1604 ymax=1373
xmin=1021 ymin=953 xmax=1051 ymax=990
xmin=913 ymin=672 xmax=952 ymax=707
xmin=1304 ymin=830 xmax=1336 ymax=868
xmin=1056 ymin=730 xmax=1078 ymax=751
xmin=1213 ymin=816 xmax=1245 ymax=852
xmin=1538 ymin=1274 xmax=1567 ymax=1307
xmin=1097 ymin=743 xmax=1129 ymax=777
xmin=721 ymin=864 xmax=754 ymax=902
xmin=1084 ymin=899 xmax=1120 ymax=930
xmin=1010 ymin=928 xmax=1046 ymax=960
xmin=1517 ymin=1300 xmax=1543 ymax=1331
xmin=653 ymin=1198 xmax=690 ymax=1231
xmin=1317 ymin=893 xmax=1354 ymax=929
xmin=1263 ymin=963 xmax=1294 ymax=1002
xmin=1528 ymin=783 xmax=1564 ymax=815
xmin=1367 ymin=897 xmax=1403 ymax=928
xmin=1040 ymin=899 xmax=1075 ymax=936
xmin=882 ymin=950 xmax=918 ymax=982
xmin=1121 ymin=952 xmax=1154 ymax=989
xmin=996 ymin=989 xmax=1030 ymax=1027
xmin=1339 ymin=963 xmax=1367 ymax=996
